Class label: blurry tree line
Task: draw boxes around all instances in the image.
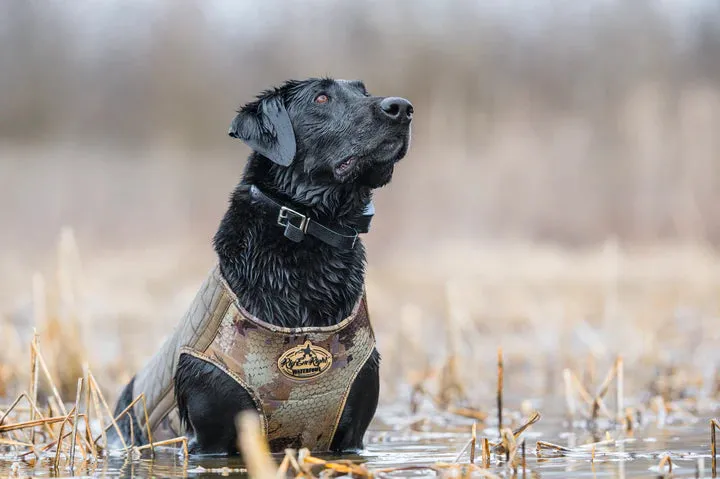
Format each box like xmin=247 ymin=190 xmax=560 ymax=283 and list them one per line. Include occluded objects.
xmin=1 ymin=0 xmax=720 ymax=248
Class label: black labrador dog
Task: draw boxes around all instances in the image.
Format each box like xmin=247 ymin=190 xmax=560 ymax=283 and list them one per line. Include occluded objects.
xmin=110 ymin=77 xmax=412 ymax=455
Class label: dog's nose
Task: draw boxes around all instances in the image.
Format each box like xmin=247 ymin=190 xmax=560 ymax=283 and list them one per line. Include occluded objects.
xmin=380 ymin=97 xmax=413 ymax=123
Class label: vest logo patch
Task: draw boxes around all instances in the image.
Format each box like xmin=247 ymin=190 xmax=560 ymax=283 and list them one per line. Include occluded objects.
xmin=278 ymin=340 xmax=332 ymax=380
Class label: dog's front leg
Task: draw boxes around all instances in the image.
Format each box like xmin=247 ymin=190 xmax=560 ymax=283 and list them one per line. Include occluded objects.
xmin=175 ymin=353 xmax=258 ymax=455
xmin=330 ymin=349 xmax=381 ymax=452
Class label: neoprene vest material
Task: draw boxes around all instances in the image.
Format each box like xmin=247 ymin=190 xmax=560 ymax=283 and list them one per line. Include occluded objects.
xmin=129 ymin=265 xmax=376 ymax=451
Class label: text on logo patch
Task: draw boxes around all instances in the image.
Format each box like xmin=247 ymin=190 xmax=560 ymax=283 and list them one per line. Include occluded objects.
xmin=277 ymin=340 xmax=333 ymax=380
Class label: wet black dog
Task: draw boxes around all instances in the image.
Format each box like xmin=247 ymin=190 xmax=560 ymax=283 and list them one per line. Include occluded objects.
xmin=111 ymin=78 xmax=412 ymax=454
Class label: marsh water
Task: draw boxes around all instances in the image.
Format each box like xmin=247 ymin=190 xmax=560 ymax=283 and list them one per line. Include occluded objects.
xmin=1 ymin=396 xmax=716 ymax=479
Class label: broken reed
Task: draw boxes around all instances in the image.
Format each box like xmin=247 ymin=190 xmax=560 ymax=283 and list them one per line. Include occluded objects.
xmin=658 ymin=454 xmax=673 ymax=474
xmin=562 ymin=355 xmax=624 ymax=425
xmin=497 ymin=346 xmax=503 ymax=437
xmin=712 ymin=418 xmax=720 ymax=478
xmin=0 ymin=335 xmax=189 ymax=468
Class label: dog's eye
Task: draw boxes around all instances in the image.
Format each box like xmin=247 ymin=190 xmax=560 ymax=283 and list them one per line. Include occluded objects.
xmin=314 ymin=94 xmax=329 ymax=104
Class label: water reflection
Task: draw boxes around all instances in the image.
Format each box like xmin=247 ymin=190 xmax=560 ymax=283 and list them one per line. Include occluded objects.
xmin=0 ymin=403 xmax=715 ymax=478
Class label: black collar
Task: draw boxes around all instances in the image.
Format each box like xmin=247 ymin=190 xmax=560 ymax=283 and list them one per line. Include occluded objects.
xmin=248 ymin=185 xmax=374 ymax=250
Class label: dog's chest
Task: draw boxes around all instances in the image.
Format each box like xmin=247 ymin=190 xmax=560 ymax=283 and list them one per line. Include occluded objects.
xmin=185 ymin=266 xmax=375 ymax=450
xmin=204 ymin=297 xmax=374 ymax=450
xmin=229 ymin=239 xmax=366 ymax=327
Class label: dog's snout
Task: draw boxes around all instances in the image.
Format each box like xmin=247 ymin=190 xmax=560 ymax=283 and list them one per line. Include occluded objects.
xmin=380 ymin=97 xmax=413 ymax=123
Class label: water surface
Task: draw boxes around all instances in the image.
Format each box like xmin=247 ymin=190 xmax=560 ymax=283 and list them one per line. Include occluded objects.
xmin=1 ymin=398 xmax=716 ymax=478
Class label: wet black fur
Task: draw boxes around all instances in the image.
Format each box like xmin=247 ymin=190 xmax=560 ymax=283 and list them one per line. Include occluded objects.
xmin=111 ymin=78 xmax=412 ymax=455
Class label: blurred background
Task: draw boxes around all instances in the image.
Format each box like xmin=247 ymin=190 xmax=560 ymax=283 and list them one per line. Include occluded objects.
xmin=1 ymin=0 xmax=719 ymax=406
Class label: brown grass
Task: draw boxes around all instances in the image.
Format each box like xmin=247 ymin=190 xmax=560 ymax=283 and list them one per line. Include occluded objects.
xmin=0 ymin=317 xmax=188 ymax=472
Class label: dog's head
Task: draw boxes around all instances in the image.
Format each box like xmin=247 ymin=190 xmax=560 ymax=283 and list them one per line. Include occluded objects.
xmin=229 ymin=78 xmax=412 ymax=193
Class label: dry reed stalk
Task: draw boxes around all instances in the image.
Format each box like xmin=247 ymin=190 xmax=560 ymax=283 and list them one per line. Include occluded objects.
xmin=658 ymin=454 xmax=673 ymax=474
xmin=283 ymin=448 xmax=302 ymax=475
xmin=48 ymin=396 xmax=61 ymax=418
xmin=0 ymin=394 xmax=44 ymax=429
xmin=711 ymin=418 xmax=719 ymax=477
xmin=570 ymin=372 xmax=613 ymax=419
xmin=69 ymin=377 xmax=83 ymax=464
xmin=563 ymin=369 xmax=576 ymax=420
xmin=83 ymin=364 xmax=90 ymax=418
xmin=438 ymin=355 xmax=464 ymax=407
xmin=79 ymin=364 xmax=98 ymax=459
xmin=29 ymin=332 xmax=39 ymax=444
xmin=482 ymin=437 xmax=490 ymax=468
xmin=1 ymin=392 xmax=56 ymax=448
xmin=99 ymin=393 xmax=154 ymax=455
xmin=500 ymin=427 xmax=516 ymax=464
xmin=454 ymin=437 xmax=474 ymax=463
xmin=625 ymin=407 xmax=634 ymax=432
xmin=594 ymin=359 xmax=618 ymax=403
xmin=470 ymin=422 xmax=476 ymax=464
xmin=512 ymin=411 xmax=541 ymax=440
xmin=134 ymin=436 xmax=188 ymax=456
xmin=235 ymin=411 xmax=276 ymax=479
xmin=128 ymin=412 xmax=134 ymax=446
xmin=53 ymin=407 xmax=76 ymax=469
xmin=31 ymin=340 xmax=68 ymax=416
xmin=0 ymin=435 xmax=39 ymax=459
xmin=0 ymin=438 xmax=34 ymax=447
xmin=536 ymin=441 xmax=572 ymax=455
xmin=296 ymin=448 xmax=317 ymax=476
xmin=446 ymin=405 xmax=488 ymax=422
xmin=87 ymin=371 xmax=127 ymax=450
xmin=0 ymin=415 xmax=67 ymax=433
xmin=409 ymin=383 xmax=423 ymax=414
xmin=497 ymin=346 xmax=503 ymax=437
xmin=521 ymin=439 xmax=526 ymax=477
xmin=276 ymin=453 xmax=291 ymax=478
xmin=140 ymin=394 xmax=154 ymax=455
xmin=71 ymin=416 xmax=91 ymax=459
xmin=616 ymin=356 xmax=624 ymax=423
xmin=489 ymin=411 xmax=541 ymax=458
xmin=301 ymin=454 xmax=371 ymax=476
xmin=42 ymin=414 xmax=93 ymax=457
xmin=83 ymin=413 xmax=97 ymax=460
xmin=88 ymin=376 xmax=107 ymax=450
xmin=585 ymin=353 xmax=596 ymax=395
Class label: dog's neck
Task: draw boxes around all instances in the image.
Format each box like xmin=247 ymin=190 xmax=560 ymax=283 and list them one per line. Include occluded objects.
xmin=213 ymin=153 xmax=370 ymax=328
xmin=242 ymin=153 xmax=373 ymax=228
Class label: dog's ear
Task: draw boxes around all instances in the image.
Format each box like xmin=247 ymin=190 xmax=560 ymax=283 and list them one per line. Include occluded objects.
xmin=228 ymin=95 xmax=296 ymax=167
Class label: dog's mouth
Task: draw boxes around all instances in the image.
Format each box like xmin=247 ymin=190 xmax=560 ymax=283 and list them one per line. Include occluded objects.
xmin=332 ymin=135 xmax=409 ymax=181
xmin=334 ymin=156 xmax=358 ymax=177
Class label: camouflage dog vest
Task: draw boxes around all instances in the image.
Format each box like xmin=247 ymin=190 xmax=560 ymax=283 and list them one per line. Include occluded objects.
xmin=130 ymin=265 xmax=376 ymax=451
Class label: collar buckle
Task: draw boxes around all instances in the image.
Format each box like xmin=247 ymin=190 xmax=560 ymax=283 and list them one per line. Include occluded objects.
xmin=277 ymin=206 xmax=308 ymax=233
